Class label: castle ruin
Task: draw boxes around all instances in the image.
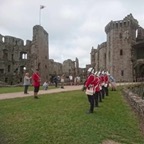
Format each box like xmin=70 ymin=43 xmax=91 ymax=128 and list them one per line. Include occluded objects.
xmin=91 ymin=14 xmax=144 ymax=82
xmin=0 ymin=25 xmax=82 ymax=85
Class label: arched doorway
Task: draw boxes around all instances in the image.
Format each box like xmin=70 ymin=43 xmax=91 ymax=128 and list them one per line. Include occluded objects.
xmin=139 ymin=64 xmax=144 ymax=81
xmin=136 ymin=64 xmax=144 ymax=81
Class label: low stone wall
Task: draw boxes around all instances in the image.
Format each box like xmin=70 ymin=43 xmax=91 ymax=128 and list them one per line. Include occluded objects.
xmin=123 ymin=88 xmax=144 ymax=120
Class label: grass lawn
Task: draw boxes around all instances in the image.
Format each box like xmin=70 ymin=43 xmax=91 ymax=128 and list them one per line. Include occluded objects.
xmin=0 ymin=89 xmax=144 ymax=144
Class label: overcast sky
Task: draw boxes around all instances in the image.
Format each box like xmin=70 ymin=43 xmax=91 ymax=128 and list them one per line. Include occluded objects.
xmin=0 ymin=0 xmax=144 ymax=68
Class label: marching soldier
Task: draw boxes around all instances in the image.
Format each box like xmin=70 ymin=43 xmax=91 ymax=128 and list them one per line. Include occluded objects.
xmin=84 ymin=67 xmax=95 ymax=114
xmin=104 ymin=71 xmax=110 ymax=96
xmin=99 ymin=71 xmax=105 ymax=99
xmin=96 ymin=71 xmax=103 ymax=102
xmin=97 ymin=71 xmax=103 ymax=102
xmin=93 ymin=71 xmax=100 ymax=107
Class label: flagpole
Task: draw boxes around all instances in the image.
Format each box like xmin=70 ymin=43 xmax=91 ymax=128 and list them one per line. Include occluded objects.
xmin=39 ymin=5 xmax=45 ymax=26
xmin=39 ymin=7 xmax=41 ymax=25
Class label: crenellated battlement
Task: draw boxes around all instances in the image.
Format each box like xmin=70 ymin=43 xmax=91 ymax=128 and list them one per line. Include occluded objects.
xmin=0 ymin=34 xmax=31 ymax=46
xmin=105 ymin=14 xmax=139 ymax=34
xmin=0 ymin=25 xmax=50 ymax=85
xmin=97 ymin=42 xmax=107 ymax=50
xmin=33 ymin=25 xmax=48 ymax=38
xmin=25 ymin=40 xmax=32 ymax=46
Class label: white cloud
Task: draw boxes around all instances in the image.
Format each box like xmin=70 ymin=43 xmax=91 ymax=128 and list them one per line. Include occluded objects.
xmin=0 ymin=0 xmax=144 ymax=68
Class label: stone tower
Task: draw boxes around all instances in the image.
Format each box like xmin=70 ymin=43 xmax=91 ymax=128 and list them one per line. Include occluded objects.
xmin=0 ymin=25 xmax=83 ymax=85
xmin=31 ymin=25 xmax=49 ymax=83
xmin=105 ymin=14 xmax=139 ymax=82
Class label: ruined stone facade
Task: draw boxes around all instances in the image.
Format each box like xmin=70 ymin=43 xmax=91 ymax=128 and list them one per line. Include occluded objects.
xmin=0 ymin=25 xmax=82 ymax=85
xmin=132 ymin=27 xmax=144 ymax=81
xmin=63 ymin=58 xmax=79 ymax=76
xmin=91 ymin=14 xmax=144 ymax=82
xmin=49 ymin=59 xmax=63 ymax=76
xmin=0 ymin=34 xmax=32 ymax=85
xmin=31 ymin=25 xmax=49 ymax=84
xmin=0 ymin=25 xmax=49 ymax=85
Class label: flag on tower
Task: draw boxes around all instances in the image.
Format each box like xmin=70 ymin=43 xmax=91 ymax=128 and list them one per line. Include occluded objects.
xmin=40 ymin=5 xmax=45 ymax=9
xmin=39 ymin=5 xmax=46 ymax=25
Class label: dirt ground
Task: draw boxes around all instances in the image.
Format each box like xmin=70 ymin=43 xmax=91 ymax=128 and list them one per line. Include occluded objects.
xmin=102 ymin=140 xmax=121 ymax=144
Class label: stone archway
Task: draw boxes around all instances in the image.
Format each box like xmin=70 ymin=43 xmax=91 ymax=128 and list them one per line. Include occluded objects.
xmin=139 ymin=64 xmax=144 ymax=78
xmin=133 ymin=59 xmax=144 ymax=82
xmin=136 ymin=64 xmax=144 ymax=81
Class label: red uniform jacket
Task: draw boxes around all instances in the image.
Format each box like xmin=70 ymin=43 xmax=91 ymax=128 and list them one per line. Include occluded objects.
xmin=32 ymin=72 xmax=41 ymax=87
xmin=85 ymin=74 xmax=95 ymax=89
xmin=104 ymin=74 xmax=109 ymax=87
xmin=94 ymin=76 xmax=100 ymax=92
xmin=99 ymin=75 xmax=105 ymax=86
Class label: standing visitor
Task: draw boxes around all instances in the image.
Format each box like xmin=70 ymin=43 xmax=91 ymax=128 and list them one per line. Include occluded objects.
xmin=76 ymin=76 xmax=81 ymax=85
xmin=23 ymin=72 xmax=31 ymax=94
xmin=43 ymin=80 xmax=48 ymax=90
xmin=109 ymin=74 xmax=117 ymax=91
xmin=69 ymin=74 xmax=73 ymax=85
xmin=74 ymin=76 xmax=77 ymax=85
xmin=32 ymin=69 xmax=41 ymax=99
xmin=53 ymin=75 xmax=58 ymax=87
xmin=60 ymin=74 xmax=65 ymax=89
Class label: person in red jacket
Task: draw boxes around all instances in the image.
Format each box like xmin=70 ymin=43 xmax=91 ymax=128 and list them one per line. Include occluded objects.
xmin=32 ymin=69 xmax=41 ymax=99
xmin=99 ymin=71 xmax=105 ymax=99
xmin=94 ymin=71 xmax=101 ymax=107
xmin=84 ymin=67 xmax=95 ymax=114
xmin=104 ymin=71 xmax=110 ymax=96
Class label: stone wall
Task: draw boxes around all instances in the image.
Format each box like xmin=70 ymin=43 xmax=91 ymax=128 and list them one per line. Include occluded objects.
xmin=0 ymin=34 xmax=32 ymax=85
xmin=0 ymin=25 xmax=84 ymax=85
xmin=95 ymin=42 xmax=107 ymax=70
xmin=92 ymin=14 xmax=143 ymax=82
xmin=123 ymin=88 xmax=144 ymax=120
xmin=31 ymin=25 xmax=49 ymax=83
xmin=49 ymin=59 xmax=63 ymax=76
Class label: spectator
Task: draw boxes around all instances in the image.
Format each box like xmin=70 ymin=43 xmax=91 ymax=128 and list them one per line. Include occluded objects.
xmin=109 ymin=75 xmax=117 ymax=91
xmin=53 ymin=75 xmax=58 ymax=87
xmin=69 ymin=74 xmax=73 ymax=85
xmin=23 ymin=72 xmax=31 ymax=94
xmin=32 ymin=69 xmax=41 ymax=99
xmin=61 ymin=74 xmax=65 ymax=89
xmin=43 ymin=81 xmax=48 ymax=90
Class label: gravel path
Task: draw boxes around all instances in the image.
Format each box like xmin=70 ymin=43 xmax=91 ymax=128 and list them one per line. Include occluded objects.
xmin=0 ymin=85 xmax=83 ymax=100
